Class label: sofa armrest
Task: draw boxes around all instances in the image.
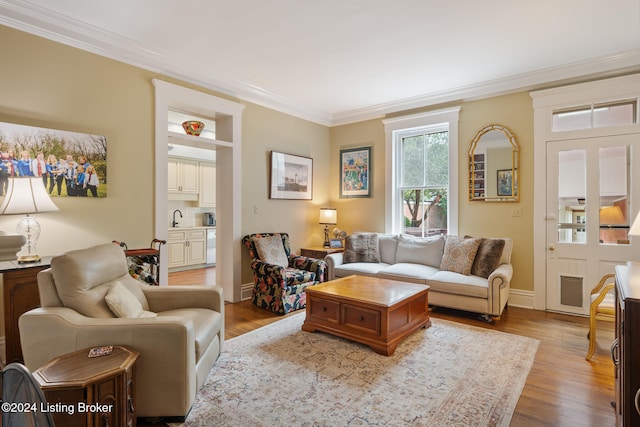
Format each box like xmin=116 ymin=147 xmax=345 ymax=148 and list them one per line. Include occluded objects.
xmin=141 ymin=284 xmax=224 ymax=313
xmin=488 ymin=263 xmax=513 ymax=288
xmin=325 ymin=252 xmax=344 ymax=281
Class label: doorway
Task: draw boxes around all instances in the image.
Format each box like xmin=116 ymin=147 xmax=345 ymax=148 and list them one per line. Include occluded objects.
xmin=545 ymin=135 xmax=639 ymax=315
xmin=532 ymin=74 xmax=640 ymax=314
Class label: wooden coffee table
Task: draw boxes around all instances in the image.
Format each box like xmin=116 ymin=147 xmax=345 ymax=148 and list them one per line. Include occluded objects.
xmin=302 ymin=275 xmax=431 ymax=356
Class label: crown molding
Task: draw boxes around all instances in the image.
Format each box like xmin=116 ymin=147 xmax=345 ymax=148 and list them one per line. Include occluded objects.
xmin=0 ymin=1 xmax=333 ymax=126
xmin=330 ymin=50 xmax=640 ymax=126
xmin=1 ymin=1 xmax=639 ymax=128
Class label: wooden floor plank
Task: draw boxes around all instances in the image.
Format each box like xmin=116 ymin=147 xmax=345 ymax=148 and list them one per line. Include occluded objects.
xmin=162 ymin=268 xmax=616 ymax=426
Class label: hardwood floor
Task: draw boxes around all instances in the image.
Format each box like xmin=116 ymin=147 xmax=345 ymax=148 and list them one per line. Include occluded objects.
xmin=163 ymin=268 xmax=616 ymax=426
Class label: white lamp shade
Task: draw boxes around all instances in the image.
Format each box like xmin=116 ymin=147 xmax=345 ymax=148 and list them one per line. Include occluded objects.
xmin=630 ymin=211 xmax=640 ymax=236
xmin=319 ymin=208 xmax=337 ymax=225
xmin=0 ymin=177 xmax=59 ymax=214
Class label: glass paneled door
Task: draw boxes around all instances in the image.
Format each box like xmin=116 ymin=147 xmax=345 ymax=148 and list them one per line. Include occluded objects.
xmin=546 ymin=135 xmax=640 ymax=315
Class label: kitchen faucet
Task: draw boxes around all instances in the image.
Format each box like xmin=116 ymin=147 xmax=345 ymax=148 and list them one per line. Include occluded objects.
xmin=172 ymin=209 xmax=183 ymax=227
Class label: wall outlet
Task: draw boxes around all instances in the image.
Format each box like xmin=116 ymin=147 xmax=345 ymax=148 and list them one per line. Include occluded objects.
xmin=511 ymin=207 xmax=523 ymax=217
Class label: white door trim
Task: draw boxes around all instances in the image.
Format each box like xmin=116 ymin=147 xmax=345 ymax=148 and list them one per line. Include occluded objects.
xmin=531 ymin=74 xmax=640 ymax=311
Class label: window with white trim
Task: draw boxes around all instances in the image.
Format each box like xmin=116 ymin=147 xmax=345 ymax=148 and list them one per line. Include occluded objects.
xmin=383 ymin=108 xmax=460 ymax=236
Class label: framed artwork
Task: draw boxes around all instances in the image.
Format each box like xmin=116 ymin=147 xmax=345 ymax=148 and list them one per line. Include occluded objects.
xmin=269 ymin=151 xmax=313 ymax=200
xmin=0 ymin=121 xmax=107 ymax=198
xmin=329 ymin=239 xmax=344 ymax=248
xmin=497 ymin=169 xmax=516 ymax=197
xmin=340 ymin=146 xmax=371 ymax=198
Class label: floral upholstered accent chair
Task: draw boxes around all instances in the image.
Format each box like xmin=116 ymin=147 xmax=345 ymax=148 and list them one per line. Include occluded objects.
xmin=242 ymin=233 xmax=327 ymax=315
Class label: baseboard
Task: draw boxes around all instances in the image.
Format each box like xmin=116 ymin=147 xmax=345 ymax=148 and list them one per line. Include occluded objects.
xmin=509 ymin=289 xmax=535 ymax=309
xmin=241 ymin=283 xmax=254 ymax=301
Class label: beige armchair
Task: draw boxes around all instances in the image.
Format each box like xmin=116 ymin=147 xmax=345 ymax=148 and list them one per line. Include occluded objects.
xmin=18 ymin=243 xmax=224 ymax=419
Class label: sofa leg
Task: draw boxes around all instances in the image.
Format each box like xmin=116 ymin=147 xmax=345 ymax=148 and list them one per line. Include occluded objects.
xmin=479 ymin=314 xmax=496 ymax=324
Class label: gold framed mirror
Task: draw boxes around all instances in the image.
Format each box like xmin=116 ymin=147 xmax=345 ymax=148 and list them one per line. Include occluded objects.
xmin=468 ymin=124 xmax=519 ymax=202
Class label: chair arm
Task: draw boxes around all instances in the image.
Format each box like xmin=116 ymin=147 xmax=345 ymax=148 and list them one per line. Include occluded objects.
xmin=141 ymin=284 xmax=224 ymax=313
xmin=290 ymin=255 xmax=328 ymax=282
xmin=325 ymin=252 xmax=344 ymax=281
xmin=590 ymin=273 xmax=616 ymax=295
xmin=488 ymin=263 xmax=513 ymax=291
xmin=19 ymin=307 xmax=197 ymax=373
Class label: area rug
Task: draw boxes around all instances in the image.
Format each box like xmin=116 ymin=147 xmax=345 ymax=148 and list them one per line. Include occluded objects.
xmin=171 ymin=312 xmax=539 ymax=427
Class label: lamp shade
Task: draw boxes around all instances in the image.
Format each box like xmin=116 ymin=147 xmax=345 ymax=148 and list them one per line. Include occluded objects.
xmin=0 ymin=177 xmax=59 ymax=215
xmin=319 ymin=208 xmax=337 ymax=225
xmin=630 ymin=211 xmax=640 ymax=236
xmin=599 ymin=206 xmax=625 ymax=225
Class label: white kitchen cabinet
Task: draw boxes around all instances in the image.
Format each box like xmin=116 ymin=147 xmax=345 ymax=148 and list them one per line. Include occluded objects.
xmin=167 ymin=228 xmax=207 ymax=268
xmin=168 ymin=157 xmax=199 ymax=200
xmin=198 ymin=161 xmax=216 ymax=207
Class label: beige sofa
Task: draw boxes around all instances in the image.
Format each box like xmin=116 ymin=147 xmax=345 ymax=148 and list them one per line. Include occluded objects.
xmin=19 ymin=243 xmax=224 ymax=419
xmin=325 ymin=233 xmax=513 ymax=321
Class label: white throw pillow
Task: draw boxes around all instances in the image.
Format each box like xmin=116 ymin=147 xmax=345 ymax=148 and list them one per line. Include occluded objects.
xmin=253 ymin=234 xmax=289 ymax=267
xmin=105 ymin=281 xmax=157 ymax=318
xmin=395 ymin=234 xmax=445 ymax=268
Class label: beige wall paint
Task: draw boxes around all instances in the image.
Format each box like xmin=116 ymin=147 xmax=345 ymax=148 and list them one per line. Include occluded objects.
xmin=0 ymin=26 xmax=331 ymax=318
xmin=240 ymin=103 xmax=330 ymax=282
xmin=330 ymin=93 xmax=534 ymax=291
xmin=0 ymin=25 xmax=535 ymax=332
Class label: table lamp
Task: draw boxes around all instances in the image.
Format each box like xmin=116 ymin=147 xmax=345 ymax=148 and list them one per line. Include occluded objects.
xmin=0 ymin=177 xmax=59 ymax=263
xmin=319 ymin=208 xmax=337 ymax=248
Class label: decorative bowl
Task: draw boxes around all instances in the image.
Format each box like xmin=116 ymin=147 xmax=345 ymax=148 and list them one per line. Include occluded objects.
xmin=182 ymin=120 xmax=205 ymax=136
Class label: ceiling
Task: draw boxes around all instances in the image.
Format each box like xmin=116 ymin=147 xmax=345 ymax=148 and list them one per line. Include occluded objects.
xmin=1 ymin=0 xmax=640 ymax=126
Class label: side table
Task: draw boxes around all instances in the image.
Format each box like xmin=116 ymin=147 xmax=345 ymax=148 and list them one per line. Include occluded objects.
xmin=300 ymin=247 xmax=344 ymax=259
xmin=0 ymin=257 xmax=52 ymax=364
xmin=34 ymin=346 xmax=139 ymax=427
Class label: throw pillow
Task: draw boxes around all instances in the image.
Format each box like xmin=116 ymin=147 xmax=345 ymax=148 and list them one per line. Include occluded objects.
xmin=343 ymin=233 xmax=381 ymax=263
xmin=470 ymin=237 xmax=506 ymax=278
xmin=253 ymin=234 xmax=289 ymax=268
xmin=105 ymin=281 xmax=157 ymax=318
xmin=395 ymin=234 xmax=445 ymax=268
xmin=439 ymin=236 xmax=481 ymax=276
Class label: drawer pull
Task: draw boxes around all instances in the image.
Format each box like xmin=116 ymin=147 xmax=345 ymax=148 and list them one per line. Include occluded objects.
xmin=323 ymin=306 xmax=327 ymax=312
xmin=611 ymin=339 xmax=619 ymax=366
xmin=635 ymin=388 xmax=640 ymax=416
xmin=359 ymin=315 xmax=365 ymax=321
xmin=128 ymin=396 xmax=135 ymax=413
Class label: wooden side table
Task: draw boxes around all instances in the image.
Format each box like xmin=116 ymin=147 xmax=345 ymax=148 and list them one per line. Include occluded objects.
xmin=300 ymin=247 xmax=344 ymax=259
xmin=34 ymin=346 xmax=139 ymax=427
xmin=0 ymin=257 xmax=52 ymax=364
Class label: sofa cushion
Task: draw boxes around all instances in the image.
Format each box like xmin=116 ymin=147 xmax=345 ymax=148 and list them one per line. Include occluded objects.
xmin=334 ymin=262 xmax=391 ymax=278
xmin=105 ymin=281 xmax=158 ymax=318
xmin=440 ymin=236 xmax=481 ymax=276
xmin=343 ymin=233 xmax=380 ymax=263
xmin=378 ymin=234 xmax=399 ymax=264
xmin=377 ymin=263 xmax=439 ymax=284
xmin=395 ymin=234 xmax=445 ymax=267
xmin=470 ymin=237 xmax=506 ymax=278
xmin=52 ymin=243 xmax=150 ymax=318
xmin=158 ymin=308 xmax=223 ymax=362
xmin=253 ymin=234 xmax=289 ymax=267
xmin=427 ymin=271 xmax=489 ymax=298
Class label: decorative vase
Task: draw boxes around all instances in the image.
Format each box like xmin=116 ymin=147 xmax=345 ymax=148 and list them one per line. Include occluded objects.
xmin=182 ymin=121 xmax=205 ymax=136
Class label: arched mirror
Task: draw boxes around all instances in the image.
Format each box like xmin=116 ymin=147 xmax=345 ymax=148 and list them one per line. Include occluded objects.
xmin=468 ymin=124 xmax=519 ymax=202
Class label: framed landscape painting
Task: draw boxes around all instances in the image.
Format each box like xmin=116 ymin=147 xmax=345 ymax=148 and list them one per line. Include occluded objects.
xmin=270 ymin=151 xmax=313 ymax=200
xmin=340 ymin=146 xmax=371 ymax=198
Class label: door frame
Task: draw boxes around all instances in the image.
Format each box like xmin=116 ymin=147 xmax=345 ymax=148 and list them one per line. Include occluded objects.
xmin=531 ymin=74 xmax=640 ymax=311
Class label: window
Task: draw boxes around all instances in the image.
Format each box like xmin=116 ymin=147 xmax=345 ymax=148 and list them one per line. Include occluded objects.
xmin=398 ymin=127 xmax=449 ymax=236
xmin=552 ymin=99 xmax=637 ymax=132
xmin=383 ymin=108 xmax=460 ymax=236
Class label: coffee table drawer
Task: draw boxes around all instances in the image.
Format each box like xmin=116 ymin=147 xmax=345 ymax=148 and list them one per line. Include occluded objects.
xmin=343 ymin=304 xmax=380 ymax=335
xmin=309 ymin=297 xmax=340 ymax=323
